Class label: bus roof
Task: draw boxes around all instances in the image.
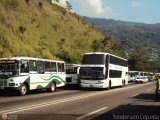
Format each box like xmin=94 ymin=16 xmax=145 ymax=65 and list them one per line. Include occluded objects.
xmin=0 ymin=57 xmax=65 ymax=63
xmin=84 ymin=52 xmax=127 ymax=61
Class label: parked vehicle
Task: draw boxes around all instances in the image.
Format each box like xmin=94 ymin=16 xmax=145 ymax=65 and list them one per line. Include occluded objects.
xmin=80 ymin=52 xmax=128 ymax=89
xmin=65 ymin=64 xmax=81 ymax=85
xmin=135 ymin=76 xmax=148 ymax=83
xmin=0 ymin=57 xmax=66 ymax=95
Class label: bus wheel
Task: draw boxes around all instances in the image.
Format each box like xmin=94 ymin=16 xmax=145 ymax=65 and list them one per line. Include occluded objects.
xmin=48 ymin=82 xmax=56 ymax=92
xmin=122 ymin=80 xmax=125 ymax=87
xmin=19 ymin=84 xmax=28 ymax=96
xmin=107 ymin=81 xmax=111 ymax=90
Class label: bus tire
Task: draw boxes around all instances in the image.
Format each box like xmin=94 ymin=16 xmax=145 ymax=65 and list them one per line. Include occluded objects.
xmin=48 ymin=82 xmax=56 ymax=92
xmin=122 ymin=80 xmax=125 ymax=87
xmin=124 ymin=80 xmax=126 ymax=86
xmin=19 ymin=84 xmax=28 ymax=96
xmin=107 ymin=81 xmax=111 ymax=90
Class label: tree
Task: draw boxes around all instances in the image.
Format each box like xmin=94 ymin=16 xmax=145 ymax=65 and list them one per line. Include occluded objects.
xmin=91 ymin=40 xmax=102 ymax=52
xmin=91 ymin=36 xmax=125 ymax=57
xmin=56 ymin=50 xmax=72 ymax=63
xmin=128 ymin=42 xmax=150 ymax=71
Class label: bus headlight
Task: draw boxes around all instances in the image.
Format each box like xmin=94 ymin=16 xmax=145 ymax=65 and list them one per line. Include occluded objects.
xmin=80 ymin=80 xmax=85 ymax=84
xmin=97 ymin=81 xmax=104 ymax=84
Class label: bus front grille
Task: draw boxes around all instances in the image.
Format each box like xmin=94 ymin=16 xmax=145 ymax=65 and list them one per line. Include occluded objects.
xmin=66 ymin=78 xmax=72 ymax=82
xmin=4 ymin=80 xmax=7 ymax=86
xmin=0 ymin=81 xmax=3 ymax=87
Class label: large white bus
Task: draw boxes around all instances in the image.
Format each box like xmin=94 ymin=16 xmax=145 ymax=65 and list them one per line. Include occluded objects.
xmin=79 ymin=52 xmax=128 ymax=89
xmin=65 ymin=64 xmax=81 ymax=85
xmin=0 ymin=57 xmax=66 ymax=95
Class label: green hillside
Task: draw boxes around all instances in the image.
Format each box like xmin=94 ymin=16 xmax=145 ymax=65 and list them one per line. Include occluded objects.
xmin=0 ymin=0 xmax=104 ymax=63
xmin=84 ymin=17 xmax=160 ymax=71
xmin=85 ymin=17 xmax=160 ymax=60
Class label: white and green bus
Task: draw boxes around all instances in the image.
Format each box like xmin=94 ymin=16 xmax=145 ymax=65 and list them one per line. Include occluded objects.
xmin=80 ymin=52 xmax=128 ymax=89
xmin=0 ymin=57 xmax=66 ymax=95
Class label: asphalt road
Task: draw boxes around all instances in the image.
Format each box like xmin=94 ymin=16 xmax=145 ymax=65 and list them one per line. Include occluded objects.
xmin=0 ymin=82 xmax=159 ymax=120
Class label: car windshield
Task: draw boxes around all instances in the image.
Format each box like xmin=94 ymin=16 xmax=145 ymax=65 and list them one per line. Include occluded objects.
xmin=136 ymin=76 xmax=143 ymax=79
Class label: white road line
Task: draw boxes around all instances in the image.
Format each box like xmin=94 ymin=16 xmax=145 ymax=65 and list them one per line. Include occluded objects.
xmin=146 ymin=89 xmax=152 ymax=92
xmin=131 ymin=94 xmax=139 ymax=98
xmin=77 ymin=107 xmax=108 ymax=120
xmin=0 ymin=93 xmax=105 ymax=114
xmin=0 ymin=82 xmax=154 ymax=114
xmin=0 ymin=90 xmax=73 ymax=103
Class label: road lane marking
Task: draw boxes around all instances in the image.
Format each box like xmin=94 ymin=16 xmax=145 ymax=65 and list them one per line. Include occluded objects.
xmin=146 ymin=89 xmax=152 ymax=92
xmin=0 ymin=93 xmax=107 ymax=114
xmin=0 ymin=90 xmax=85 ymax=104
xmin=131 ymin=94 xmax=139 ymax=98
xmin=77 ymin=107 xmax=108 ymax=120
xmin=0 ymin=82 xmax=154 ymax=114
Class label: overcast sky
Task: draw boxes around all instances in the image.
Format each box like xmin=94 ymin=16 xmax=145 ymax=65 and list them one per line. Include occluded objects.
xmin=69 ymin=0 xmax=160 ymax=24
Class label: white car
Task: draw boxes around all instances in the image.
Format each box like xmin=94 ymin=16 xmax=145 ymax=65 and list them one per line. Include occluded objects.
xmin=129 ymin=76 xmax=136 ymax=82
xmin=135 ymin=76 xmax=148 ymax=83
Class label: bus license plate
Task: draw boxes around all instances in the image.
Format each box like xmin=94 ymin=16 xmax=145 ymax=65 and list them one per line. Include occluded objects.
xmin=90 ymin=85 xmax=93 ymax=88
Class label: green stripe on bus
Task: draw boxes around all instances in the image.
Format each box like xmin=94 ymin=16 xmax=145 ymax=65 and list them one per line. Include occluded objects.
xmin=40 ymin=75 xmax=66 ymax=84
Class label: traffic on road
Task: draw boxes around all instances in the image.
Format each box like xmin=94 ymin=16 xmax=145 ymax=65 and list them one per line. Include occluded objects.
xmin=0 ymin=52 xmax=159 ymax=120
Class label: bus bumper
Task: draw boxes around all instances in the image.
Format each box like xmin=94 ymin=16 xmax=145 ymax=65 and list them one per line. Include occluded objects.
xmin=80 ymin=84 xmax=106 ymax=88
xmin=0 ymin=87 xmax=21 ymax=92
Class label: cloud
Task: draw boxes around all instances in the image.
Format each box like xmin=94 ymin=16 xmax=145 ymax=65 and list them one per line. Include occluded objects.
xmin=131 ymin=1 xmax=143 ymax=8
xmin=70 ymin=0 xmax=113 ymax=17
xmin=87 ymin=0 xmax=112 ymax=16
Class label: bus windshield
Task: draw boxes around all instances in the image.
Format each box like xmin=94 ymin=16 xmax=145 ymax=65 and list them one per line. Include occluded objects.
xmin=82 ymin=54 xmax=105 ymax=64
xmin=66 ymin=67 xmax=78 ymax=74
xmin=130 ymin=72 xmax=138 ymax=77
xmin=0 ymin=60 xmax=19 ymax=76
xmin=80 ymin=67 xmax=104 ymax=80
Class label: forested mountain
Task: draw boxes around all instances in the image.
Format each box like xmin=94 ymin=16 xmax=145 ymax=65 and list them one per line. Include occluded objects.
xmin=0 ymin=0 xmax=106 ymax=63
xmin=1 ymin=0 xmax=159 ymax=70
xmin=84 ymin=17 xmax=160 ymax=60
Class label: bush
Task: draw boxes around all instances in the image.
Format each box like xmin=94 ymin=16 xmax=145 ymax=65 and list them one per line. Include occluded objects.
xmin=39 ymin=2 xmax=43 ymax=8
xmin=55 ymin=5 xmax=66 ymax=15
xmin=6 ymin=0 xmax=18 ymax=9
xmin=25 ymin=0 xmax=30 ymax=4
xmin=56 ymin=50 xmax=72 ymax=63
xmin=19 ymin=25 xmax=26 ymax=34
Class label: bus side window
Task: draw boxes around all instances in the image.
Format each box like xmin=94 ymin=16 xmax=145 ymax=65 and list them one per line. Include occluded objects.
xmin=37 ymin=61 xmax=45 ymax=74
xmin=51 ymin=62 xmax=57 ymax=72
xmin=21 ymin=60 xmax=29 ymax=73
xmin=61 ymin=63 xmax=65 ymax=72
xmin=45 ymin=61 xmax=51 ymax=72
xmin=57 ymin=63 xmax=65 ymax=72
xmin=58 ymin=63 xmax=61 ymax=72
xmin=29 ymin=60 xmax=37 ymax=72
